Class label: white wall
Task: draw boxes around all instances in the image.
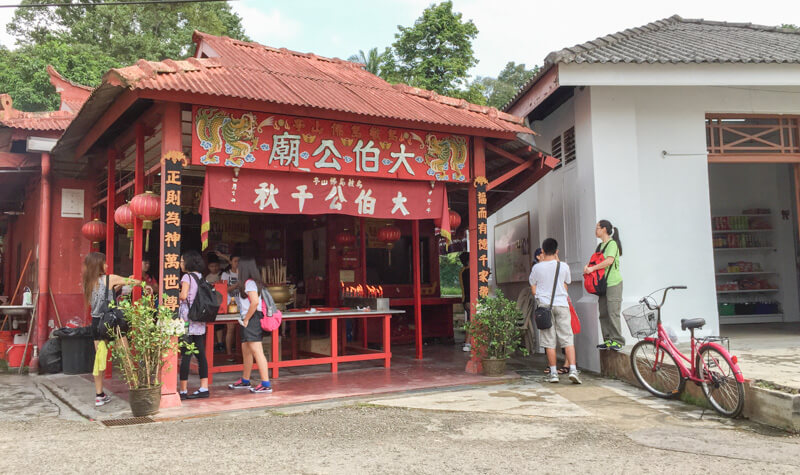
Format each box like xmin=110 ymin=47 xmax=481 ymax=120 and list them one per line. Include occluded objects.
xmin=491 ymin=82 xmax=800 ymax=372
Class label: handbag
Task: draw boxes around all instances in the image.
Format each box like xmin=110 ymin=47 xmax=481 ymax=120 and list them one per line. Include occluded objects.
xmin=534 ymin=262 xmax=560 ymax=330
xmin=259 ymin=286 xmax=283 ymax=332
xmin=94 ymin=275 xmax=128 ymax=340
xmin=568 ymin=297 xmax=581 ymax=334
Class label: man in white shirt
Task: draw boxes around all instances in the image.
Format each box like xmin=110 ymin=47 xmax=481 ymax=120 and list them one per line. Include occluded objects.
xmin=529 ymin=238 xmax=580 ymax=384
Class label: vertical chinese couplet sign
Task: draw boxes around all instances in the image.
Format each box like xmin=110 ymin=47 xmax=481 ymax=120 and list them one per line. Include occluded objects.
xmin=161 ymin=151 xmax=185 ymax=314
xmin=474 ymin=176 xmax=490 ymax=299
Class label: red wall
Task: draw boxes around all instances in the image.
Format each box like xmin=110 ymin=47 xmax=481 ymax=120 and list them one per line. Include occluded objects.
xmin=3 ymin=176 xmax=93 ymax=334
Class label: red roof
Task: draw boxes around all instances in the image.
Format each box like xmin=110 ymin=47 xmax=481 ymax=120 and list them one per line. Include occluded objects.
xmin=102 ymin=32 xmax=531 ymax=136
xmin=0 ymin=94 xmax=75 ymax=131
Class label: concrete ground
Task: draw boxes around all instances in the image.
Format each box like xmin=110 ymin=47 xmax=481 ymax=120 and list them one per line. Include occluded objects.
xmin=722 ymin=323 xmax=800 ymax=391
xmin=1 ymin=369 xmax=798 ymax=474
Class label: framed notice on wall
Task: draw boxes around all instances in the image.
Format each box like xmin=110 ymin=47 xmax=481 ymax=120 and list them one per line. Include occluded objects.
xmin=61 ymin=189 xmax=84 ymax=218
xmin=493 ymin=212 xmax=531 ymax=284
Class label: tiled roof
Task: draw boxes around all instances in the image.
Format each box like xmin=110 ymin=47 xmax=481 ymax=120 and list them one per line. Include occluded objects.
xmin=101 ymin=32 xmax=530 ymax=135
xmin=0 ymin=93 xmax=75 ymax=131
xmin=546 ymin=15 xmax=800 ymax=65
xmin=505 ymin=15 xmax=800 ymax=111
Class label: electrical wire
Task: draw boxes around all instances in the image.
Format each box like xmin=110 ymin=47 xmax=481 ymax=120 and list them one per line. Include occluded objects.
xmin=0 ymin=0 xmax=235 ymax=8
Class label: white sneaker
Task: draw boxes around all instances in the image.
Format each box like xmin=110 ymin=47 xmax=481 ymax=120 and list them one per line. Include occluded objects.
xmin=548 ymin=373 xmax=559 ymax=383
xmin=568 ymin=370 xmax=582 ymax=385
xmin=95 ymin=394 xmax=111 ymax=407
xmin=462 ymin=343 xmax=471 ymax=352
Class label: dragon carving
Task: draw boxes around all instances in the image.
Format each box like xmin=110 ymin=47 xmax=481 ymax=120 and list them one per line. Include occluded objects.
xmin=424 ymin=134 xmax=468 ymax=181
xmin=196 ymin=108 xmax=258 ymax=167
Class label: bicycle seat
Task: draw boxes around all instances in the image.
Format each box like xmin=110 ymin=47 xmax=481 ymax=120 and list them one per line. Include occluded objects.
xmin=681 ymin=318 xmax=706 ymax=331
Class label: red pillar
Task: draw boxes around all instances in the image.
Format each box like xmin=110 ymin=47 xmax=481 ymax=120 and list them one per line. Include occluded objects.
xmin=360 ymin=217 xmax=367 ymax=283
xmin=132 ymin=123 xmax=145 ymax=300
xmin=105 ymin=149 xmax=116 ymax=273
xmin=159 ymin=102 xmax=182 ymax=409
xmin=35 ymin=152 xmax=51 ymax=350
xmin=466 ymin=137 xmax=485 ymax=374
xmin=412 ymin=220 xmax=422 ymax=359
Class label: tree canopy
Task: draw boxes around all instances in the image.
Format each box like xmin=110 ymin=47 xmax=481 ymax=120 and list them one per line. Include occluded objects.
xmin=2 ymin=0 xmax=248 ymax=111
xmin=385 ymin=1 xmax=479 ymax=96
xmin=476 ymin=62 xmax=539 ymax=109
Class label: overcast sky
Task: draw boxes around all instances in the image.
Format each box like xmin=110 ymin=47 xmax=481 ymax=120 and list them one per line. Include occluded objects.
xmin=1 ymin=0 xmax=798 ymax=78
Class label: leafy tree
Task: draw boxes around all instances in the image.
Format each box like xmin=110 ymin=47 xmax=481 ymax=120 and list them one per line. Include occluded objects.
xmin=387 ymin=1 xmax=479 ymax=96
xmin=347 ymin=48 xmax=384 ymax=75
xmin=2 ymin=0 xmax=248 ymax=111
xmin=780 ymin=24 xmax=798 ymax=30
xmin=476 ymin=62 xmax=539 ymax=109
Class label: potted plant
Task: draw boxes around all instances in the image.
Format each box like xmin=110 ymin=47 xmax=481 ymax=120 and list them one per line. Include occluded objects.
xmin=109 ymin=286 xmax=192 ymax=417
xmin=464 ymin=289 xmax=527 ymax=376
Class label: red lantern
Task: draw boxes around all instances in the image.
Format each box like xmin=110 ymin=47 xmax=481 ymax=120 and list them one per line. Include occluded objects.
xmin=377 ymin=224 xmax=401 ymax=265
xmin=130 ymin=191 xmax=161 ymax=252
xmin=114 ymin=203 xmax=135 ymax=257
xmin=81 ymin=219 xmax=106 ymax=248
xmin=449 ymin=209 xmax=462 ymax=231
xmin=336 ymin=230 xmax=356 ymax=248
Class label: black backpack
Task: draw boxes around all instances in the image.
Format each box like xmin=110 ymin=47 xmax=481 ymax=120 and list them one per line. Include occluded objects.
xmin=186 ymin=273 xmax=222 ymax=322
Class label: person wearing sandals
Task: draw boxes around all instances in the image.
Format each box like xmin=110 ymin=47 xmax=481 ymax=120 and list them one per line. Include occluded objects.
xmin=584 ymin=220 xmax=625 ymax=352
xmin=529 ymin=239 xmax=581 ymax=384
xmin=82 ymin=252 xmax=145 ymax=407
xmin=179 ymin=250 xmax=210 ymax=400
xmin=227 ymin=256 xmax=273 ymax=394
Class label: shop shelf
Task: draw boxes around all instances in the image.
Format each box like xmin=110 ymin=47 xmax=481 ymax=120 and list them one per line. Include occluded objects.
xmin=716 ymin=289 xmax=779 ymax=294
xmin=712 ymin=229 xmax=773 ymax=233
xmin=715 ymin=271 xmax=777 ymax=277
xmin=719 ymin=314 xmax=784 ymax=324
xmin=713 ymin=247 xmax=774 ymax=252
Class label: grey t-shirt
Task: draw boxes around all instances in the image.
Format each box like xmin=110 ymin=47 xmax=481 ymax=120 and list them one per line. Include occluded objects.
xmin=90 ymin=276 xmax=115 ymax=318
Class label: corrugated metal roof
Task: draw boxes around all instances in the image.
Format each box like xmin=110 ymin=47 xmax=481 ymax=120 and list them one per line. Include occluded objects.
xmin=505 ymin=15 xmax=800 ymax=111
xmin=101 ymin=32 xmax=530 ymax=135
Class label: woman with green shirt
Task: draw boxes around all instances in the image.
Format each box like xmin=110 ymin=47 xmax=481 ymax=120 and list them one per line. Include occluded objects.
xmin=583 ymin=220 xmax=624 ymax=351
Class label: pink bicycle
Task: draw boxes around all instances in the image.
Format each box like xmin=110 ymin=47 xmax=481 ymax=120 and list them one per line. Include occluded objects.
xmin=625 ymin=286 xmax=746 ymax=418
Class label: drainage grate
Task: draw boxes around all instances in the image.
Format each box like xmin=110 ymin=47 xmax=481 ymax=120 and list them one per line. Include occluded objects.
xmin=101 ymin=416 xmax=155 ymax=427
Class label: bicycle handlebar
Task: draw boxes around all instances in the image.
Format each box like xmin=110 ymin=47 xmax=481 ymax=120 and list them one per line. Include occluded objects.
xmin=640 ymin=286 xmax=687 ymax=310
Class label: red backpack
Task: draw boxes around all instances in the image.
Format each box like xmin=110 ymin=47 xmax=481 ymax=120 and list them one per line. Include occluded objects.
xmin=584 ymin=242 xmax=612 ymax=296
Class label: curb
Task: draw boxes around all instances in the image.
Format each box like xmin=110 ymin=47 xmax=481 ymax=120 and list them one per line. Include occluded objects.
xmin=599 ymin=349 xmax=800 ymax=432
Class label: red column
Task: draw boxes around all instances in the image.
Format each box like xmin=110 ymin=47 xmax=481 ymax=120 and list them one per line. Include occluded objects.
xmin=159 ymin=102 xmax=182 ymax=409
xmin=105 ymin=149 xmax=116 ymax=273
xmin=466 ymin=137 xmax=485 ymax=374
xmin=132 ymin=123 xmax=145 ymax=300
xmin=35 ymin=152 xmax=51 ymax=350
xmin=412 ymin=220 xmax=422 ymax=359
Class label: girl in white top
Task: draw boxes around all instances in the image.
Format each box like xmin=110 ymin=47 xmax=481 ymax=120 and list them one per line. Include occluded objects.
xmin=226 ymin=257 xmax=272 ymax=394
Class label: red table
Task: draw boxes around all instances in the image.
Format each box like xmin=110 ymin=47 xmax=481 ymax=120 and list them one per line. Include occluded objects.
xmin=204 ymin=309 xmax=402 ymax=383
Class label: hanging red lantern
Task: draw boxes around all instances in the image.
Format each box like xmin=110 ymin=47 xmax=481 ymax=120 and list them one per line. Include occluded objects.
xmin=130 ymin=191 xmax=161 ymax=252
xmin=449 ymin=209 xmax=462 ymax=231
xmin=377 ymin=224 xmax=401 ymax=265
xmin=81 ymin=219 xmax=106 ymax=248
xmin=336 ymin=230 xmax=356 ymax=248
xmin=114 ymin=203 xmax=135 ymax=258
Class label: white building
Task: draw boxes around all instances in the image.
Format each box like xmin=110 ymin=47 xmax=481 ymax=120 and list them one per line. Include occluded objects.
xmin=492 ymin=15 xmax=800 ymax=372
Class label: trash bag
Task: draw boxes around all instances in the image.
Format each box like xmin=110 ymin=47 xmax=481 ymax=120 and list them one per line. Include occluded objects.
xmin=52 ymin=326 xmax=94 ymax=338
xmin=38 ymin=338 xmax=62 ymax=374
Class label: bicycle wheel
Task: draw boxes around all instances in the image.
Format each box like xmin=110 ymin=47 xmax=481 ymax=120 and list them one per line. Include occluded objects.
xmin=630 ymin=340 xmax=685 ymax=398
xmin=696 ymin=345 xmax=745 ymax=418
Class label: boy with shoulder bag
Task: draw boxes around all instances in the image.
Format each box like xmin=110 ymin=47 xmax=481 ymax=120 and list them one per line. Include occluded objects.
xmin=529 ymin=238 xmax=581 ymax=384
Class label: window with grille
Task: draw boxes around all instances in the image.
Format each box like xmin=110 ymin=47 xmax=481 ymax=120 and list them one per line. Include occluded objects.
xmin=550 ymin=126 xmax=576 ymax=170
xmin=551 ymin=135 xmax=563 ymax=169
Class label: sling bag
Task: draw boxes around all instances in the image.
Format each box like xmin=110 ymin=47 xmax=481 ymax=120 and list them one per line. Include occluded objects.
xmin=534 ymin=261 xmax=560 ymax=330
xmin=94 ymin=275 xmax=128 ymax=340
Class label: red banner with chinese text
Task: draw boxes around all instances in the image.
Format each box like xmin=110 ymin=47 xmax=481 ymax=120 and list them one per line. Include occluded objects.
xmin=206 ymin=168 xmax=449 ymax=222
xmin=192 ymin=106 xmax=470 ymax=183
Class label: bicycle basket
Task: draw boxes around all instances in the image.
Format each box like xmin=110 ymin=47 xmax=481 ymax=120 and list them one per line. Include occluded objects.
xmin=622 ymin=304 xmax=658 ymax=338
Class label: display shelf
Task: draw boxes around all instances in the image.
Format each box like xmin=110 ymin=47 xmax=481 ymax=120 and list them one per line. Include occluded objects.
xmin=717 ymin=289 xmax=779 ymax=294
xmin=715 ymin=271 xmax=776 ymax=277
xmin=719 ymin=314 xmax=784 ymax=324
xmin=712 ymin=229 xmax=773 ymax=234
xmin=713 ymin=247 xmax=774 ymax=252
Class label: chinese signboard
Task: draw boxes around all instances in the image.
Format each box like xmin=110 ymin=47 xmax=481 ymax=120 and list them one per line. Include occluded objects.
xmin=192 ymin=106 xmax=470 ymax=183
xmin=160 ymin=151 xmax=185 ymax=313
xmin=474 ymin=176 xmax=490 ymax=299
xmin=206 ymin=167 xmax=449 ymax=222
